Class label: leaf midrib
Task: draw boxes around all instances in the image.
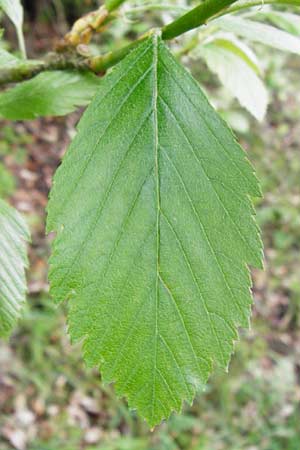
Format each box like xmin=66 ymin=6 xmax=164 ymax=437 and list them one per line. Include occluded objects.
xmin=152 ymin=33 xmax=160 ymax=421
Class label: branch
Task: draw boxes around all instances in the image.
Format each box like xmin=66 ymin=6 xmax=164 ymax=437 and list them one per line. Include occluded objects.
xmin=161 ymin=0 xmax=239 ymax=40
xmin=212 ymin=0 xmax=300 ymax=18
xmin=124 ymin=4 xmax=188 ymax=16
xmin=0 ymin=53 xmax=89 ymax=85
xmin=0 ymin=35 xmax=152 ymax=86
xmin=57 ymin=7 xmax=113 ymax=49
xmin=57 ymin=0 xmax=127 ymax=49
xmin=88 ymin=34 xmax=151 ymax=72
xmin=105 ymin=0 xmax=128 ymax=12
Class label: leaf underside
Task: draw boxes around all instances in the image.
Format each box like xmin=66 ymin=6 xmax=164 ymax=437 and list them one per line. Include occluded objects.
xmin=216 ymin=16 xmax=300 ymax=55
xmin=198 ymin=37 xmax=268 ymax=121
xmin=47 ymin=35 xmax=263 ymax=426
xmin=0 ymin=199 xmax=29 ymax=338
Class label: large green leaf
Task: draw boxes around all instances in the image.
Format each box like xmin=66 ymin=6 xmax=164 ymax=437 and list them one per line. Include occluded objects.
xmin=47 ymin=35 xmax=263 ymax=426
xmin=0 ymin=199 xmax=30 ymax=338
xmin=195 ymin=35 xmax=268 ymax=121
xmin=0 ymin=70 xmax=101 ymax=120
xmin=215 ymin=16 xmax=300 ymax=54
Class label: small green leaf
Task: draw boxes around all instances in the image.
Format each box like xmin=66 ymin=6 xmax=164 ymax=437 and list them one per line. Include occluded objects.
xmin=196 ymin=35 xmax=268 ymax=120
xmin=0 ymin=46 xmax=19 ymax=66
xmin=47 ymin=35 xmax=263 ymax=426
xmin=0 ymin=0 xmax=26 ymax=57
xmin=215 ymin=16 xmax=300 ymax=54
xmin=0 ymin=199 xmax=30 ymax=338
xmin=0 ymin=70 xmax=101 ymax=120
xmin=0 ymin=163 xmax=16 ymax=197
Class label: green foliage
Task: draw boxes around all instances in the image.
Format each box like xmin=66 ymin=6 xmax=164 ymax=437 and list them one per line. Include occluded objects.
xmin=0 ymin=162 xmax=15 ymax=197
xmin=0 ymin=70 xmax=100 ymax=119
xmin=256 ymin=10 xmax=300 ymax=35
xmin=0 ymin=46 xmax=19 ymax=66
xmin=0 ymin=0 xmax=26 ymax=56
xmin=0 ymin=0 xmax=23 ymax=31
xmin=0 ymin=0 xmax=298 ymax=430
xmin=47 ymin=34 xmax=262 ymax=426
xmin=196 ymin=34 xmax=268 ymax=120
xmin=0 ymin=198 xmax=30 ymax=338
xmin=216 ymin=16 xmax=300 ymax=54
xmin=182 ymin=9 xmax=300 ymax=120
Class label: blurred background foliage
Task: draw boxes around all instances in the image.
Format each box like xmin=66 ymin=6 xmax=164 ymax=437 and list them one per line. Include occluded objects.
xmin=0 ymin=0 xmax=300 ymax=449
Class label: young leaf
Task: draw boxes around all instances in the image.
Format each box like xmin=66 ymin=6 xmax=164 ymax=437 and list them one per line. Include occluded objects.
xmin=0 ymin=199 xmax=30 ymax=338
xmin=196 ymin=35 xmax=268 ymax=121
xmin=0 ymin=0 xmax=26 ymax=57
xmin=47 ymin=35 xmax=263 ymax=426
xmin=215 ymin=16 xmax=300 ymax=54
xmin=0 ymin=70 xmax=101 ymax=120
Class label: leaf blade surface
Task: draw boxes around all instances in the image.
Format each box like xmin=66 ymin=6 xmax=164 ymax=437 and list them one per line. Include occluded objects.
xmin=197 ymin=35 xmax=268 ymax=120
xmin=0 ymin=71 xmax=100 ymax=120
xmin=47 ymin=35 xmax=262 ymax=426
xmin=216 ymin=16 xmax=300 ymax=54
xmin=0 ymin=0 xmax=26 ymax=56
xmin=0 ymin=199 xmax=30 ymax=337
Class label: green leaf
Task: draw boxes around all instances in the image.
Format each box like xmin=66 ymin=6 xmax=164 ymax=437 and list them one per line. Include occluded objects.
xmin=0 ymin=46 xmax=19 ymax=66
xmin=47 ymin=35 xmax=263 ymax=426
xmin=0 ymin=163 xmax=16 ymax=197
xmin=0 ymin=0 xmax=23 ymax=28
xmin=0 ymin=70 xmax=101 ymax=120
xmin=0 ymin=0 xmax=26 ymax=57
xmin=212 ymin=35 xmax=261 ymax=74
xmin=254 ymin=11 xmax=300 ymax=36
xmin=0 ymin=199 xmax=30 ymax=338
xmin=196 ymin=35 xmax=268 ymax=121
xmin=215 ymin=16 xmax=300 ymax=54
